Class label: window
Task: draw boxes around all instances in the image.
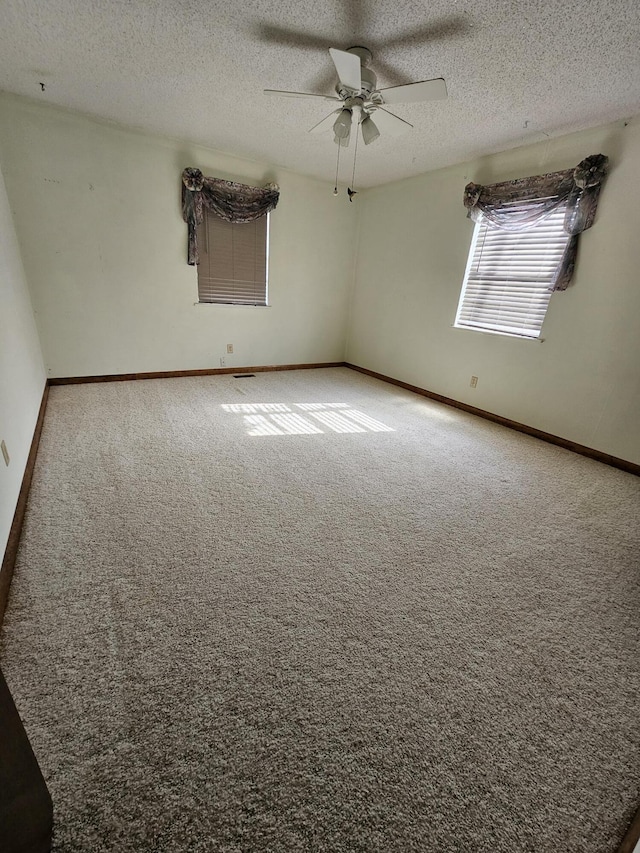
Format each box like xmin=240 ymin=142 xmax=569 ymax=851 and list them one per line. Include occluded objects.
xmin=196 ymin=210 xmax=269 ymax=305
xmin=454 ymin=205 xmax=570 ymax=339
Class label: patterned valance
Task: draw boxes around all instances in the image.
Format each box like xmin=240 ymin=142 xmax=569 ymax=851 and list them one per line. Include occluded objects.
xmin=181 ymin=168 xmax=280 ymax=265
xmin=463 ymin=154 xmax=608 ymax=291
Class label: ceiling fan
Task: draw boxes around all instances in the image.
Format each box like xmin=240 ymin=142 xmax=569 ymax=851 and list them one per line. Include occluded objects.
xmin=265 ymin=46 xmax=447 ymax=147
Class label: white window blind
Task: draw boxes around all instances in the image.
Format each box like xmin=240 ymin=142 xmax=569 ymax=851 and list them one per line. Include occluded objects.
xmin=196 ymin=211 xmax=268 ymax=305
xmin=455 ymin=205 xmax=570 ymax=339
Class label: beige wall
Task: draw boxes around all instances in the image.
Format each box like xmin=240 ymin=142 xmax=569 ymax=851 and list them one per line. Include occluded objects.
xmin=0 ymin=159 xmax=46 ymax=558
xmin=0 ymin=94 xmax=357 ymax=379
xmin=347 ymin=118 xmax=640 ymax=464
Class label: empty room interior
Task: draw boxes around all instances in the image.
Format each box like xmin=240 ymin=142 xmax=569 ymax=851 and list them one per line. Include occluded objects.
xmin=1 ymin=1 xmax=639 ymax=851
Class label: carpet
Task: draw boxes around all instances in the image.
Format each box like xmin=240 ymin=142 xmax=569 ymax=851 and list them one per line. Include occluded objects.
xmin=1 ymin=367 xmax=639 ymax=852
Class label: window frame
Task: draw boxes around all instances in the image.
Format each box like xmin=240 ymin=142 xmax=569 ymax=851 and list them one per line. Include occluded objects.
xmin=195 ymin=210 xmax=270 ymax=307
xmin=454 ymin=205 xmax=570 ymax=340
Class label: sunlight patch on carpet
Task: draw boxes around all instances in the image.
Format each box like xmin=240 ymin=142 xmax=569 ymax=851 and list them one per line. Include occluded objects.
xmin=222 ymin=402 xmax=395 ymax=436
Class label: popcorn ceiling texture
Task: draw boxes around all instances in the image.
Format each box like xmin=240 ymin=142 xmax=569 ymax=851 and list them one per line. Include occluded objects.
xmin=1 ymin=367 xmax=639 ymax=852
xmin=0 ymin=0 xmax=638 ymax=187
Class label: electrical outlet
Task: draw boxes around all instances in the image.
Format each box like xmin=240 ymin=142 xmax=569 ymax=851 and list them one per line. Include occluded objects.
xmin=226 ymin=343 xmax=234 ymax=354
xmin=1 ymin=440 xmax=9 ymax=466
xmin=470 ymin=376 xmax=478 ymax=388
xmin=220 ymin=356 xmax=226 ymax=368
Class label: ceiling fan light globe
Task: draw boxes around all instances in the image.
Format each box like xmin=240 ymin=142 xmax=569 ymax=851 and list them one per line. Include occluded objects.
xmin=333 ymin=108 xmax=353 ymax=139
xmin=361 ymin=115 xmax=380 ymax=145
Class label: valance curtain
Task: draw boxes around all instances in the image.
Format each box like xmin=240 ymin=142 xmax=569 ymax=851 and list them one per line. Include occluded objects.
xmin=181 ymin=168 xmax=279 ymax=265
xmin=462 ymin=154 xmax=608 ymax=291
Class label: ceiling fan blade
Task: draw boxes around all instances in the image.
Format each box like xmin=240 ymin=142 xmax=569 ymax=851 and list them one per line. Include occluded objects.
xmin=329 ymin=48 xmax=361 ymax=91
xmin=264 ymin=89 xmax=341 ymax=102
xmin=379 ymin=78 xmax=447 ymax=105
xmin=309 ymin=110 xmax=341 ymax=134
xmin=369 ymin=107 xmax=413 ymax=137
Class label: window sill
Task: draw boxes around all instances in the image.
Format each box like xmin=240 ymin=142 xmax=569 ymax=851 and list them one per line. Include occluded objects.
xmin=193 ymin=302 xmax=271 ymax=308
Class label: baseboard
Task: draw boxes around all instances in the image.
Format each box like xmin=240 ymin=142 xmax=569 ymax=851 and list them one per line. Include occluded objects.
xmin=48 ymin=362 xmax=347 ymax=385
xmin=345 ymin=363 xmax=640 ymax=476
xmin=0 ymin=383 xmax=50 ymax=629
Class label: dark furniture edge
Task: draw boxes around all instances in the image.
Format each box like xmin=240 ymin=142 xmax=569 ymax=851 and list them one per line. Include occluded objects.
xmin=618 ymin=805 xmax=640 ymax=853
xmin=0 ymin=666 xmax=53 ymax=853
xmin=0 ymin=383 xmax=50 ymax=629
xmin=345 ymin=363 xmax=639 ymax=476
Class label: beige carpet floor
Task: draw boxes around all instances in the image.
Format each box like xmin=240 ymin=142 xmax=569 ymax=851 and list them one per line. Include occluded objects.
xmin=1 ymin=367 xmax=639 ymax=852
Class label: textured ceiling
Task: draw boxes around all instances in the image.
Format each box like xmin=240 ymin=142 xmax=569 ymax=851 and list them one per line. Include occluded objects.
xmin=0 ymin=0 xmax=639 ymax=187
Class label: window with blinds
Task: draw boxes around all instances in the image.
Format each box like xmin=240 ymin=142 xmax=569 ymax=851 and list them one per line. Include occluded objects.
xmin=196 ymin=211 xmax=269 ymax=305
xmin=454 ymin=205 xmax=570 ymax=339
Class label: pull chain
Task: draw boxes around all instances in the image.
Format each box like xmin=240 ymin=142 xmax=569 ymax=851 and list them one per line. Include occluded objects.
xmin=333 ymin=140 xmax=341 ymax=196
xmin=348 ymin=123 xmax=359 ymax=202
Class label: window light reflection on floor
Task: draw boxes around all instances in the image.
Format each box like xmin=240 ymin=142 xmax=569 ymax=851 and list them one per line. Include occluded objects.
xmin=222 ymin=403 xmax=394 ymax=436
xmin=295 ymin=402 xmax=350 ymax=411
xmin=310 ymin=411 xmax=366 ymax=433
xmin=339 ymin=410 xmax=394 ymax=432
xmin=270 ymin=413 xmax=325 ymax=435
xmin=221 ymin=403 xmax=292 ymax=414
